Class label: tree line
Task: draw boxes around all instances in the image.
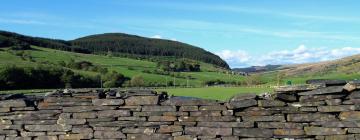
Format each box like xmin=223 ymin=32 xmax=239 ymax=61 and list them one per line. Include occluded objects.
xmin=0 ymin=31 xmax=229 ymax=69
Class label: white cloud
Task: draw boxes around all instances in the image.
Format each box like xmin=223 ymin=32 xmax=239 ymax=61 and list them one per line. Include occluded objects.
xmin=151 ymin=35 xmax=162 ymax=39
xmin=217 ymin=45 xmax=360 ymax=68
xmin=216 ymin=50 xmax=251 ymax=67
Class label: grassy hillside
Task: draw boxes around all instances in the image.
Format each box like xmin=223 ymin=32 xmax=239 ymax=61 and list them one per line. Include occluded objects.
xmin=256 ymin=55 xmax=360 ymax=85
xmin=0 ymin=46 xmax=244 ymax=88
xmin=0 ymin=30 xmax=229 ymax=69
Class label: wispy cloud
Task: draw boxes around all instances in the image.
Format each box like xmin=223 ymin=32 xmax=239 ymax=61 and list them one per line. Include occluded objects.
xmin=0 ymin=17 xmax=46 ymax=25
xmin=136 ymin=19 xmax=360 ymax=42
xmin=217 ymin=45 xmax=360 ymax=68
xmin=142 ymin=2 xmax=360 ymax=23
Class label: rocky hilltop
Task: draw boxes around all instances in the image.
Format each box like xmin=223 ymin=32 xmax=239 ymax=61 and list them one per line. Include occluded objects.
xmin=0 ymin=80 xmax=360 ymax=140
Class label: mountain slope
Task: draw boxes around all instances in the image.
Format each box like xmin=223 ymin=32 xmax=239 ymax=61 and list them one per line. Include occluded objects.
xmin=0 ymin=30 xmax=229 ymax=69
xmin=280 ymin=54 xmax=360 ymax=76
xmin=233 ymin=65 xmax=282 ymax=73
xmin=71 ymin=33 xmax=229 ymax=69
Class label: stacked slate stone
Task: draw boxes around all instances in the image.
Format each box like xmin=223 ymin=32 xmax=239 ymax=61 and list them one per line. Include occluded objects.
xmin=0 ymin=80 xmax=359 ymax=140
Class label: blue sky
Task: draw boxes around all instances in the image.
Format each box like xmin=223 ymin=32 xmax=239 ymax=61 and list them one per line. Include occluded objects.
xmin=1 ymin=0 xmax=360 ymax=68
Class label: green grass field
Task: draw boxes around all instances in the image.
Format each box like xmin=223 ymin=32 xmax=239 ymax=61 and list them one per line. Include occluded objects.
xmin=0 ymin=46 xmax=245 ymax=87
xmin=157 ymin=87 xmax=273 ymax=100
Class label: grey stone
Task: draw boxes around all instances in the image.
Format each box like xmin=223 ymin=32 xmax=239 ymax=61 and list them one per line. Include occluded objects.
xmin=0 ymin=130 xmax=17 ymax=136
xmin=324 ymin=135 xmax=356 ymax=140
xmin=92 ymin=99 xmax=124 ymax=106
xmin=93 ymin=126 xmax=120 ymax=131
xmin=174 ymin=135 xmax=196 ymax=140
xmin=197 ymin=121 xmax=253 ymax=128
xmin=242 ymin=115 xmax=285 ymax=122
xmin=233 ymin=128 xmax=273 ymax=138
xmin=35 ymin=136 xmax=58 ymax=140
xmin=257 ymin=122 xmax=305 ymax=129
xmin=97 ymin=110 xmax=131 ymax=118
xmin=276 ymin=93 xmax=297 ymax=102
xmin=348 ymin=91 xmax=360 ymax=99
xmin=190 ymin=111 xmax=222 ymax=116
xmin=118 ymin=106 xmax=142 ymax=111
xmin=300 ymin=107 xmax=318 ymax=112
xmin=349 ymin=128 xmax=360 ymax=133
xmin=62 ymin=106 xmax=116 ymax=112
xmin=148 ymin=116 xmax=177 ymax=121
xmin=304 ymin=127 xmax=346 ymax=135
xmin=343 ymin=99 xmax=360 ymax=104
xmin=158 ymin=125 xmax=183 ymax=133
xmin=312 ymin=121 xmax=360 ymax=127
xmin=222 ymin=110 xmax=233 ymax=116
xmin=57 ymin=118 xmax=86 ymax=125
xmin=199 ymin=105 xmax=227 ymax=111
xmin=20 ymin=132 xmax=46 ymax=137
xmin=185 ymin=127 xmax=232 ymax=136
xmin=133 ymin=111 xmax=164 ymax=116
xmin=325 ymin=99 xmax=342 ymax=105
xmin=72 ymin=112 xmax=97 ymax=119
xmin=117 ymin=116 xmax=146 ymax=121
xmin=275 ymin=84 xmax=323 ymax=92
xmin=162 ymin=112 xmax=188 ymax=116
xmin=71 ymin=127 xmax=93 ymax=139
xmin=24 ymin=125 xmax=72 ymax=132
xmin=125 ymin=95 xmax=159 ymax=105
xmin=306 ymin=79 xmax=347 ymax=86
xmin=339 ymin=111 xmax=360 ymax=121
xmin=142 ymin=106 xmax=176 ymax=112
xmin=0 ymin=108 xmax=10 ymax=113
xmin=230 ymin=94 xmax=256 ymax=101
xmin=0 ymin=100 xmax=26 ymax=107
xmin=344 ymin=80 xmax=360 ymax=92
xmin=318 ymin=105 xmax=358 ymax=112
xmin=161 ymin=96 xmax=220 ymax=106
xmin=13 ymin=120 xmax=57 ymax=125
xmin=11 ymin=107 xmax=35 ymax=111
xmin=138 ymin=121 xmax=173 ymax=127
xmin=235 ymin=110 xmax=278 ymax=116
xmin=273 ymin=129 xmax=305 ymax=136
xmin=122 ymin=127 xmax=155 ymax=134
xmin=195 ymin=116 xmax=237 ymax=122
xmin=174 ymin=121 xmax=196 ymax=126
xmin=0 ymin=125 xmax=22 ymax=130
xmin=59 ymin=134 xmax=87 ymax=140
xmin=34 ymin=136 xmax=58 ymax=140
xmin=258 ymin=100 xmax=285 ymax=107
xmin=299 ymin=94 xmax=346 ymax=102
xmin=127 ymin=134 xmax=172 ymax=140
xmin=298 ymin=86 xmax=344 ymax=96
xmin=179 ymin=106 xmax=198 ymax=111
xmin=94 ymin=131 xmax=126 ymax=139
xmin=290 ymin=101 xmax=325 ymax=107
xmin=227 ymin=99 xmax=257 ymax=109
xmin=287 ymin=113 xmax=337 ymax=122
xmin=46 ymin=101 xmax=92 ymax=106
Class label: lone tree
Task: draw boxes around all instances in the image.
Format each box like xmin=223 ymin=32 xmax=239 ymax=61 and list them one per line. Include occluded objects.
xmin=131 ymin=75 xmax=144 ymax=87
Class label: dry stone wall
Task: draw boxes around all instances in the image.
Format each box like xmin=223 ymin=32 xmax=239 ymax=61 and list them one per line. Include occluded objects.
xmin=0 ymin=80 xmax=360 ymax=140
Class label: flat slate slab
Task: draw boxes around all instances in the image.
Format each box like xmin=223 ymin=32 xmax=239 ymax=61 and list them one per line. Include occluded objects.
xmin=297 ymin=86 xmax=344 ymax=96
xmin=306 ymin=79 xmax=347 ymax=86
